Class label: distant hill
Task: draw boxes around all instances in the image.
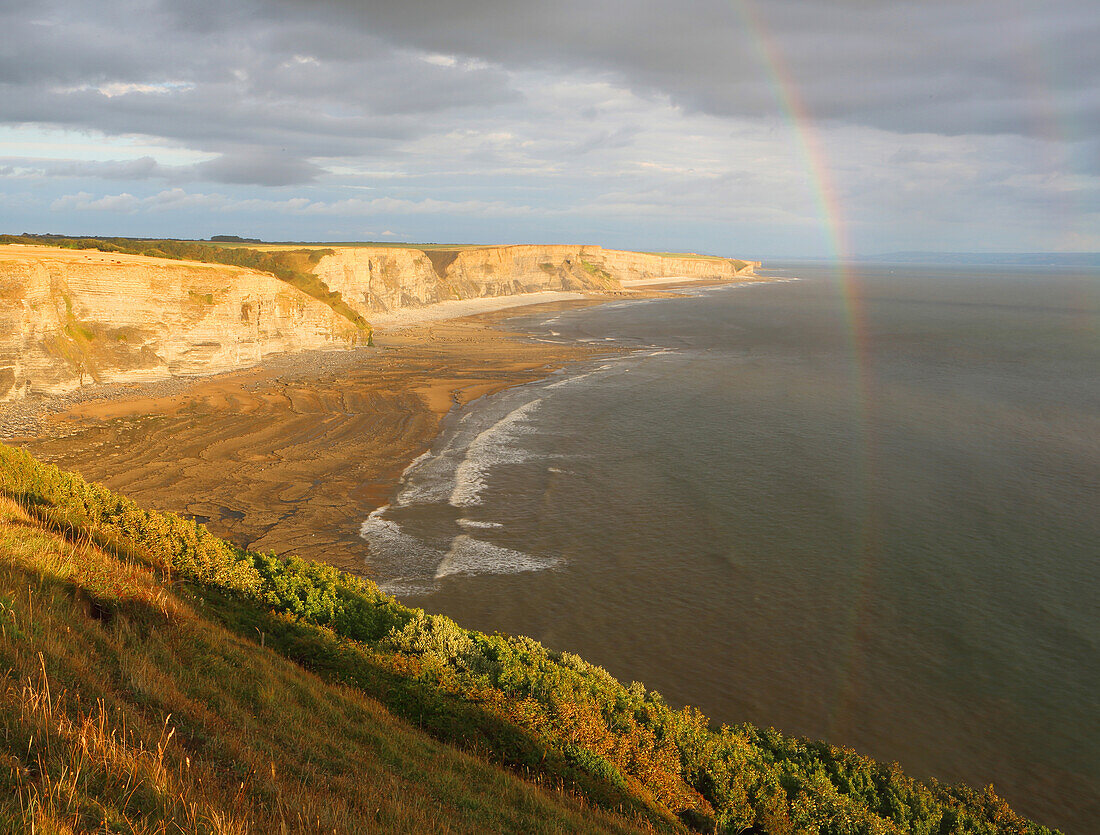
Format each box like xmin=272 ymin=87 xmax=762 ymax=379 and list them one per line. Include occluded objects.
xmin=209 ymin=234 xmax=264 ymax=243
xmin=868 ymin=251 xmax=1100 ymax=267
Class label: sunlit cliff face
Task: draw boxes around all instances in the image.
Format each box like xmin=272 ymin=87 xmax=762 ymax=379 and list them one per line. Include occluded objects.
xmin=0 ymin=247 xmax=356 ymax=400
xmin=0 ymin=243 xmax=755 ymax=399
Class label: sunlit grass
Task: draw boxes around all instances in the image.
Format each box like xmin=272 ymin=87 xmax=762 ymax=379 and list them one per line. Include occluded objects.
xmin=0 ymin=496 xmax=653 ymax=833
xmin=0 ymin=444 xmax=1060 ymax=834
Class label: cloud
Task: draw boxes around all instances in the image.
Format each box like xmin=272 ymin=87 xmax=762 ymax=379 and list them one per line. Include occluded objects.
xmin=46 ymin=187 xmax=537 ymax=219
xmin=7 ymin=0 xmax=1093 ymax=157
xmin=2 ymin=0 xmax=1097 ymax=253
xmin=2 ymin=153 xmax=320 ymax=187
xmin=34 ymin=157 xmax=169 ymax=180
xmin=194 ymin=150 xmax=325 ymax=186
xmin=310 ymin=0 xmax=1099 ymax=142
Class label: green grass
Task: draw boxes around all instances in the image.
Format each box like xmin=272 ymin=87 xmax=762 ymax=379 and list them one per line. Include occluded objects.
xmin=578 ymin=260 xmax=617 ymax=289
xmin=641 ymin=252 xmax=726 ymax=260
xmin=0 ymin=499 xmax=653 ymax=834
xmin=187 ymin=289 xmax=215 ymax=305
xmin=643 ymin=253 xmax=754 ymax=271
xmin=0 ymin=442 xmax=1059 ymax=834
xmin=203 ymin=241 xmax=496 ymax=252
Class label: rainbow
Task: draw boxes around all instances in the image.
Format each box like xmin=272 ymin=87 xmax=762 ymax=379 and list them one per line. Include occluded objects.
xmin=729 ymin=0 xmax=879 ymax=740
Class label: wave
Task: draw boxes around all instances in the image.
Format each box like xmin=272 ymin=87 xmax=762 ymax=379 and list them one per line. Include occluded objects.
xmin=435 ymin=535 xmax=560 ymax=579
xmin=360 ymin=507 xmax=447 ymax=583
xmin=449 ymin=398 xmax=541 ymax=507
xmin=457 ymin=518 xmax=504 ymax=529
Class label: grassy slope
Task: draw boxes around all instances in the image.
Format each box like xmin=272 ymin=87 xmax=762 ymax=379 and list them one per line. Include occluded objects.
xmin=0 ymin=444 xmax=1059 ymax=835
xmin=0 ymin=494 xmax=649 ymax=834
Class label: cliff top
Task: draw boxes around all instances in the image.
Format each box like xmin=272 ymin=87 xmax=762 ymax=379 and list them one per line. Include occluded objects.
xmin=0 ymin=243 xmax=261 ymax=273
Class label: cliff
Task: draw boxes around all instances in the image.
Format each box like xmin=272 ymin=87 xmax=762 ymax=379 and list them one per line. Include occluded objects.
xmin=0 ymin=245 xmax=358 ymax=401
xmin=313 ymin=244 xmax=758 ymax=316
xmin=0 ymin=242 xmax=758 ymax=401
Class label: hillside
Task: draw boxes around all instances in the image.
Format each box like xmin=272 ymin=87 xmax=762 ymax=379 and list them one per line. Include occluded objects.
xmin=0 ymin=442 xmax=1058 ymax=834
xmin=0 ymin=452 xmax=662 ymax=833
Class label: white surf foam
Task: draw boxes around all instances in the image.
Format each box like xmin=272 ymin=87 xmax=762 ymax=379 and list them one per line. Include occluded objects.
xmin=359 ymin=507 xmax=446 ymax=579
xmin=457 ymin=518 xmax=505 ymax=529
xmin=378 ymin=578 xmax=436 ymax=597
xmin=434 ymin=535 xmax=559 ymax=579
xmin=394 ymin=442 xmax=466 ymax=505
xmin=545 ymin=370 xmax=598 ymax=389
xmin=449 ymin=398 xmax=541 ymax=507
xmin=359 ymin=509 xmax=427 ymax=557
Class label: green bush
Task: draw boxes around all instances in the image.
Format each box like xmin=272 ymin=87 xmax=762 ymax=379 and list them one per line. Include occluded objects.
xmin=0 ymin=442 xmax=1059 ymax=834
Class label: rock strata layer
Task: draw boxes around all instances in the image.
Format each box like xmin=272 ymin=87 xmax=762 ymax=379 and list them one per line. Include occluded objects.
xmin=313 ymin=245 xmax=758 ymax=316
xmin=0 ymin=245 xmax=357 ymax=401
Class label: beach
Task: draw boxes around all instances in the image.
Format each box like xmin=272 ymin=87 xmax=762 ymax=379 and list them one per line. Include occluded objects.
xmin=0 ymin=285 xmax=682 ymax=574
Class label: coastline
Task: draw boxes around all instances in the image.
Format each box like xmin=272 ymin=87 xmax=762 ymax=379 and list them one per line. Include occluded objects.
xmin=0 ymin=283 xmax=698 ymax=575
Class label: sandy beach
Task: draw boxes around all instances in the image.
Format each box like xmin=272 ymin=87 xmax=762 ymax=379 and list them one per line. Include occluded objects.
xmin=0 ymin=291 xmax=630 ymax=574
xmin=0 ymin=279 xmax=724 ymax=575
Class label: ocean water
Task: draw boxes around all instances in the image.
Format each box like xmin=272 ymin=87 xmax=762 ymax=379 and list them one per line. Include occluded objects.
xmin=361 ymin=263 xmax=1100 ymax=832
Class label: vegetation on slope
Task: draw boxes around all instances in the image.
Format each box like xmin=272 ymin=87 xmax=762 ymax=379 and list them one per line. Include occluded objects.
xmin=0 ymin=442 xmax=1059 ymax=834
xmin=0 ymin=489 xmax=652 ymax=832
xmin=0 ymin=234 xmax=372 ymax=343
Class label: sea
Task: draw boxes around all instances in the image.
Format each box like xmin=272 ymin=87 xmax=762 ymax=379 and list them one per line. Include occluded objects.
xmin=361 ymin=262 xmax=1100 ymax=832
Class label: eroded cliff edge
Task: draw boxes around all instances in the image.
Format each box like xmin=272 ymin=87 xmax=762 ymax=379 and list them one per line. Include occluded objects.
xmin=313 ymin=245 xmax=758 ymax=315
xmin=0 ymin=243 xmax=758 ymax=401
xmin=0 ymin=245 xmax=358 ymax=401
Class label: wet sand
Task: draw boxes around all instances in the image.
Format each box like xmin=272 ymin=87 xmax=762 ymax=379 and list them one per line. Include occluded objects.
xmin=2 ymin=298 xmax=618 ymax=575
xmin=0 ymin=278 xmax=723 ymax=576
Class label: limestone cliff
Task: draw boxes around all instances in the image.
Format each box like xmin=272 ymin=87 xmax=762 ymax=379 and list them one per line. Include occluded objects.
xmin=0 ymin=243 xmax=758 ymax=401
xmin=311 ymin=244 xmax=758 ymax=317
xmin=0 ymin=245 xmax=357 ymax=401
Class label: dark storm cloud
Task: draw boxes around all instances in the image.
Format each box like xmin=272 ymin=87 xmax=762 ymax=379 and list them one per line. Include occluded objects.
xmin=0 ymin=0 xmax=523 ymax=185
xmin=4 ymin=0 xmax=1096 ymax=152
xmin=311 ymin=0 xmax=1099 ymax=141
xmin=194 ymin=150 xmax=325 ymax=186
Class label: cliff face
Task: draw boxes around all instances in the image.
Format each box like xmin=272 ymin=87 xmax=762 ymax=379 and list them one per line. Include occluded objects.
xmin=0 ymin=243 xmax=758 ymax=401
xmin=585 ymin=248 xmax=759 ymax=281
xmin=311 ymin=247 xmax=444 ymax=314
xmin=0 ymin=245 xmax=357 ymax=401
xmin=312 ymin=244 xmax=758 ymax=318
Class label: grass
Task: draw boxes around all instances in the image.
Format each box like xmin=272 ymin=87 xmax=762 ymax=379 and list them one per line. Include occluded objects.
xmin=642 ymin=253 xmax=754 ymax=271
xmin=0 ymin=442 xmax=1059 ymax=834
xmin=578 ymin=260 xmax=617 ymax=289
xmin=0 ymin=495 xmax=653 ymax=834
xmin=187 ymin=290 xmax=216 ymax=305
xmin=641 ymin=252 xmax=727 ymax=261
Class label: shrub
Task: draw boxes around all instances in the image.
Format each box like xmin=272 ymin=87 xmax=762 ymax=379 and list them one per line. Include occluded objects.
xmin=0 ymin=442 xmax=1060 ymax=835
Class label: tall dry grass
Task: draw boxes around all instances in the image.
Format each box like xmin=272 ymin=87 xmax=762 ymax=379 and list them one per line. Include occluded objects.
xmin=0 ymin=496 xmax=652 ymax=834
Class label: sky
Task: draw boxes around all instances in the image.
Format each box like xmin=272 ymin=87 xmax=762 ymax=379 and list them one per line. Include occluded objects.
xmin=0 ymin=0 xmax=1097 ymax=258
